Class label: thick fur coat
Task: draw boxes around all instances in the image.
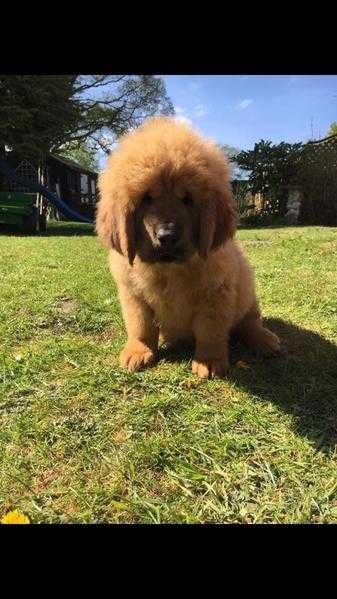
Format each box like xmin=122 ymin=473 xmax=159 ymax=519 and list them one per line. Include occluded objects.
xmin=96 ymin=117 xmax=280 ymax=378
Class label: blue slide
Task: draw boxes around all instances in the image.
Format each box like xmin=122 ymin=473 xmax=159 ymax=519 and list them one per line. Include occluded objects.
xmin=0 ymin=158 xmax=94 ymax=224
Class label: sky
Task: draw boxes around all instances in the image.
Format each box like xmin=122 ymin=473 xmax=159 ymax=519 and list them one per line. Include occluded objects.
xmin=162 ymin=75 xmax=337 ymax=151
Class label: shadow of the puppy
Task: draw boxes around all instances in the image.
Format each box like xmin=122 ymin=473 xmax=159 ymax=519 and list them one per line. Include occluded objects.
xmin=159 ymin=319 xmax=337 ymax=453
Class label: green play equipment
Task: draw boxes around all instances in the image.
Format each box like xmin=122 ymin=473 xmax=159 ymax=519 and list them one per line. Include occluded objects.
xmin=0 ymin=191 xmax=47 ymax=233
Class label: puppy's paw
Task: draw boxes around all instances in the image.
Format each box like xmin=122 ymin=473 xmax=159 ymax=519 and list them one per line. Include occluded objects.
xmin=192 ymin=356 xmax=229 ymax=379
xmin=256 ymin=328 xmax=281 ymax=356
xmin=120 ymin=342 xmax=156 ymax=372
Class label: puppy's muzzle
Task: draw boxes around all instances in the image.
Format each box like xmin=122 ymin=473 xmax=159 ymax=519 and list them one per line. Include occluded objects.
xmin=155 ymin=224 xmax=184 ymax=262
xmin=156 ymin=225 xmax=179 ymax=250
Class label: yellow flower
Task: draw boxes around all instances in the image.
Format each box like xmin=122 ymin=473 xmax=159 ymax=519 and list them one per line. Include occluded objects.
xmin=1 ymin=510 xmax=30 ymax=524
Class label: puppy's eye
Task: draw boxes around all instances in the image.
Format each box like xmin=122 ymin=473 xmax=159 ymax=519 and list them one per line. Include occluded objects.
xmin=142 ymin=195 xmax=154 ymax=206
xmin=182 ymin=196 xmax=193 ymax=207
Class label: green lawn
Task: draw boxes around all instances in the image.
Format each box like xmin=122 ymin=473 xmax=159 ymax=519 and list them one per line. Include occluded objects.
xmin=1 ymin=222 xmax=337 ymax=524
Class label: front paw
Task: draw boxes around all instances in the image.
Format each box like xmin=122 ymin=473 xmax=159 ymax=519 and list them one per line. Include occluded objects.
xmin=192 ymin=356 xmax=229 ymax=379
xmin=120 ymin=341 xmax=156 ymax=372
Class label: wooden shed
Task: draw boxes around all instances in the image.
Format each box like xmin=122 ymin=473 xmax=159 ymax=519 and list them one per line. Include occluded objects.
xmin=0 ymin=149 xmax=98 ymax=222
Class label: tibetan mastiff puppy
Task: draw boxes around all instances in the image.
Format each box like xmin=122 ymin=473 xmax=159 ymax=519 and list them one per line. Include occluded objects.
xmin=96 ymin=117 xmax=280 ymax=378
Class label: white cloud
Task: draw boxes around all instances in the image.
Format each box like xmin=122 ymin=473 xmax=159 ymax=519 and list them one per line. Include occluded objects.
xmin=236 ymin=98 xmax=253 ymax=110
xmin=194 ymin=103 xmax=209 ymax=118
xmin=175 ymin=103 xmax=208 ymax=122
xmin=174 ymin=105 xmax=193 ymax=127
xmin=175 ymin=115 xmax=193 ymax=127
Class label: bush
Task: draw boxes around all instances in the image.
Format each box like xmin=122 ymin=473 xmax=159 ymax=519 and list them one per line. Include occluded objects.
xmin=234 ymin=140 xmax=303 ymax=219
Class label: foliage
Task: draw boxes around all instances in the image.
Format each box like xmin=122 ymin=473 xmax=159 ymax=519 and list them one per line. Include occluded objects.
xmin=0 ymin=75 xmax=80 ymax=161
xmin=231 ymin=180 xmax=252 ymax=216
xmin=221 ymin=144 xmax=245 ymax=180
xmin=221 ymin=144 xmax=241 ymax=160
xmin=71 ymin=75 xmax=174 ymax=155
xmin=57 ymin=140 xmax=99 ymax=172
xmin=0 ymin=75 xmax=174 ymax=162
xmin=235 ymin=140 xmax=303 ymax=218
xmin=327 ymin=122 xmax=337 ymax=137
xmin=235 ymin=135 xmax=337 ymax=226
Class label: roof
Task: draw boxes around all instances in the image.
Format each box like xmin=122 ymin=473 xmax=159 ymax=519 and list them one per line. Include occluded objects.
xmin=48 ymin=153 xmax=98 ymax=177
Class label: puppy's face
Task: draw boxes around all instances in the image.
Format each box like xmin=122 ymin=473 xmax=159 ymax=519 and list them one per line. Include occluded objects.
xmin=96 ymin=118 xmax=238 ymax=265
xmin=135 ymin=186 xmax=199 ymax=264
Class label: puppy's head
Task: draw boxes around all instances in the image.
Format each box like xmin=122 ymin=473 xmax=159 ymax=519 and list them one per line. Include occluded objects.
xmin=96 ymin=117 xmax=237 ymax=265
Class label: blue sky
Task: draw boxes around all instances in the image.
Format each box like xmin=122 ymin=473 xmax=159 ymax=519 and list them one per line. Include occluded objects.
xmin=162 ymin=75 xmax=337 ymax=151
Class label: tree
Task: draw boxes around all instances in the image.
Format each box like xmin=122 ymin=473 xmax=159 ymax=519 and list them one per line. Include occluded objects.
xmin=235 ymin=140 xmax=303 ymax=217
xmin=235 ymin=140 xmax=303 ymax=193
xmin=327 ymin=122 xmax=337 ymax=137
xmin=58 ymin=140 xmax=98 ymax=171
xmin=221 ymin=144 xmax=241 ymax=160
xmin=0 ymin=75 xmax=174 ymax=162
xmin=0 ymin=75 xmax=81 ymax=161
xmin=69 ymin=75 xmax=174 ymax=156
xmin=221 ymin=144 xmax=244 ymax=179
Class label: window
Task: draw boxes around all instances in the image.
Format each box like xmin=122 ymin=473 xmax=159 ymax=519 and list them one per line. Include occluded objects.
xmin=67 ymin=170 xmax=80 ymax=192
xmin=10 ymin=160 xmax=38 ymax=193
xmin=80 ymin=174 xmax=89 ymax=194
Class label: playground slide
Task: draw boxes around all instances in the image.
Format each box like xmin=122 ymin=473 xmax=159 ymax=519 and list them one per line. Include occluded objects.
xmin=0 ymin=158 xmax=94 ymax=224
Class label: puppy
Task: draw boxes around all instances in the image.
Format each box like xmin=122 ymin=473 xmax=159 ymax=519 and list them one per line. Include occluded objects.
xmin=96 ymin=117 xmax=280 ymax=378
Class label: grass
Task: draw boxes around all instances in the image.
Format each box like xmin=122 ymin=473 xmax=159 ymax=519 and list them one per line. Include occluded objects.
xmin=1 ymin=221 xmax=337 ymax=524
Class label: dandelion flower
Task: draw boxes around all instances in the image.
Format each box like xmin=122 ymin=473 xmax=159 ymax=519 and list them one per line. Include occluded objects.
xmin=1 ymin=510 xmax=30 ymax=524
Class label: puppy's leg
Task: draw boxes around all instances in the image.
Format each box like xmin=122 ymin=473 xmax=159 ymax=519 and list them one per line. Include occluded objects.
xmin=235 ymin=305 xmax=281 ymax=355
xmin=192 ymin=312 xmax=231 ymax=379
xmin=192 ymin=339 xmax=229 ymax=379
xmin=118 ymin=286 xmax=159 ymax=372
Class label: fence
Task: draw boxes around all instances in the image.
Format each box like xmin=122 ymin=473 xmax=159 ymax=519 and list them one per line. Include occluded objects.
xmin=297 ymin=134 xmax=337 ymax=225
xmin=233 ymin=134 xmax=337 ymax=225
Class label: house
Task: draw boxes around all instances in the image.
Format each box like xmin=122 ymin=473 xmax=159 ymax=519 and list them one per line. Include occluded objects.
xmin=0 ymin=149 xmax=98 ymax=222
xmin=44 ymin=154 xmax=98 ymax=220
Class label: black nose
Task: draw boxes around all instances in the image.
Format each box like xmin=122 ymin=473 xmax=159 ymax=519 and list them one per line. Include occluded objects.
xmin=157 ymin=226 xmax=178 ymax=247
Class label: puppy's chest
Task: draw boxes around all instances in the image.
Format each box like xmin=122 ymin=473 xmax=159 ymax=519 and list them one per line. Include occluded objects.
xmin=131 ymin=269 xmax=199 ymax=326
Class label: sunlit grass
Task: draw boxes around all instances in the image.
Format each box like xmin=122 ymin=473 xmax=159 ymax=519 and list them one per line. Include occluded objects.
xmin=1 ymin=222 xmax=337 ymax=523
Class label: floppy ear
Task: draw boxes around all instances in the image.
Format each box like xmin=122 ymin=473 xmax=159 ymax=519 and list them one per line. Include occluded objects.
xmin=95 ymin=192 xmax=136 ymax=265
xmin=198 ymin=187 xmax=237 ymax=259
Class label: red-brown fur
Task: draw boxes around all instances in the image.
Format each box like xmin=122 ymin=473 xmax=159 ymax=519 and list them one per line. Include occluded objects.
xmin=96 ymin=117 xmax=280 ymax=378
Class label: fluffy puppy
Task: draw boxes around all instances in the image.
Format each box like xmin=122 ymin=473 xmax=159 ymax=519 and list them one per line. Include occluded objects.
xmin=96 ymin=117 xmax=280 ymax=378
